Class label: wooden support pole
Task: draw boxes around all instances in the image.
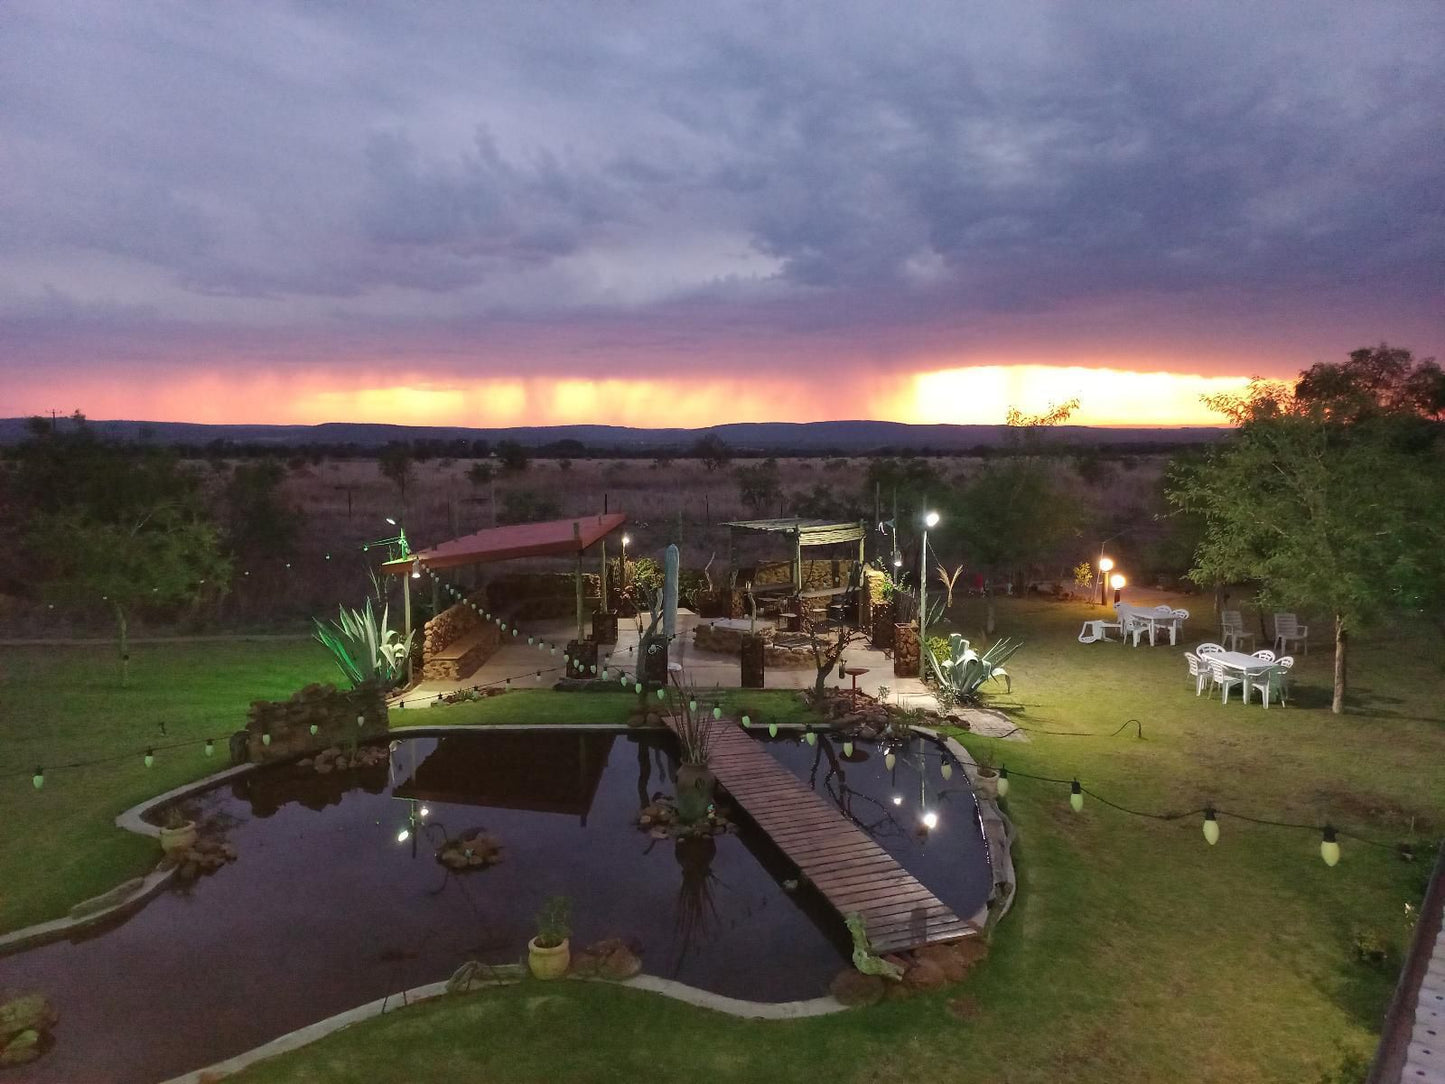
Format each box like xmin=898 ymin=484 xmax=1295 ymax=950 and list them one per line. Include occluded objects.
xmin=403 ymin=572 xmax=413 ymax=685
xmin=573 ymin=521 xmax=585 ymax=641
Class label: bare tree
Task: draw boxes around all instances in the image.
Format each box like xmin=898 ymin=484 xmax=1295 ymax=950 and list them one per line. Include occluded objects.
xmin=800 ymin=611 xmax=862 ymax=700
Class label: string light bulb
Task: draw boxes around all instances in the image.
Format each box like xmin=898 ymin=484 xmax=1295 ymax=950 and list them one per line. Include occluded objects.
xmin=397 ymin=828 xmax=410 ymax=843
xmin=261 ymin=733 xmax=272 ymax=746
xmin=204 ymin=739 xmax=214 ymax=757
xmin=768 ymin=722 xmax=779 ymax=737
xmin=941 ymin=760 xmax=953 ymax=781
xmin=997 ymin=766 xmax=1009 ymax=797
xmin=1069 ymin=779 xmax=1084 ymax=812
xmin=309 ymin=724 xmax=319 ymax=736
xmin=804 ymin=729 xmax=817 ymax=746
xmin=885 ymin=751 xmax=896 ymax=771
xmin=741 ymin=714 xmax=751 ymax=728
xmin=842 ymin=740 xmax=854 ymax=756
xmin=713 ymin=706 xmax=722 ymax=719
xmin=1203 ymin=809 xmax=1220 ymax=846
xmin=921 ymin=810 xmax=938 ymax=830
xmin=1320 ymin=825 xmax=1341 ymax=867
xmin=144 ymin=749 xmax=155 ymax=769
xmin=32 ymin=767 xmax=44 ymax=790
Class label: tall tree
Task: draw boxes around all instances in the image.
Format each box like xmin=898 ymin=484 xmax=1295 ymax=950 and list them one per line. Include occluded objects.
xmin=692 ymin=434 xmax=731 ymax=472
xmin=1167 ymin=348 xmax=1444 ymax=713
xmin=10 ymin=417 xmax=230 ymax=682
xmin=377 ymin=443 xmax=414 ymax=507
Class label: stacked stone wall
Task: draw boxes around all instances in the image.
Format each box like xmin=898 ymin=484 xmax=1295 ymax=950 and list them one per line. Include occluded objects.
xmin=245 ymin=681 xmax=387 ymax=763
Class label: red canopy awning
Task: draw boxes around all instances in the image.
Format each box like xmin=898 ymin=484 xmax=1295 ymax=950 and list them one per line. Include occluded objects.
xmin=379 ymin=513 xmax=627 ymax=575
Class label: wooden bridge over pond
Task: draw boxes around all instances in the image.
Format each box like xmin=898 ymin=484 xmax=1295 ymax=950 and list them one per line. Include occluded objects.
xmin=665 ymin=717 xmax=978 ymax=955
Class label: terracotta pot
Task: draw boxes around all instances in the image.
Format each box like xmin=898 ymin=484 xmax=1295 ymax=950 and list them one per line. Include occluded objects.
xmin=158 ymin=821 xmax=197 ymax=855
xmin=528 ymin=937 xmax=571 ymax=979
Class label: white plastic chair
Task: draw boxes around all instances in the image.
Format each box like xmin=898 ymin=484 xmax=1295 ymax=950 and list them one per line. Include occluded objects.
xmin=1251 ymin=649 xmax=1276 ymax=662
xmin=1221 ymin=611 xmax=1255 ymax=652
xmin=1246 ymin=656 xmax=1294 ymax=708
xmin=1273 ymin=613 xmax=1308 ymax=656
xmin=1209 ymin=658 xmax=1245 ymax=703
xmin=1184 ymin=651 xmax=1208 ymax=695
xmin=1125 ymin=613 xmax=1150 ymax=647
xmin=1196 ymin=642 xmax=1225 ymax=656
xmin=1167 ymin=609 xmax=1190 ymax=646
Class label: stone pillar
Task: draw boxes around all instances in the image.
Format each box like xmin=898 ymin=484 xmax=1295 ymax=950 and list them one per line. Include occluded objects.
xmin=740 ymin=634 xmax=766 ymax=688
xmin=591 ymin=610 xmax=618 ymax=645
xmin=872 ymin=609 xmax=895 ymax=650
xmin=566 ymin=639 xmax=599 ymax=678
xmin=893 ymin=623 xmax=920 ymax=678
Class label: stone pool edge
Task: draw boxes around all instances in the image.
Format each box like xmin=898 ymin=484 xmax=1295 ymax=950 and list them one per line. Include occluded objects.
xmin=155 ymin=976 xmax=846 ymax=1084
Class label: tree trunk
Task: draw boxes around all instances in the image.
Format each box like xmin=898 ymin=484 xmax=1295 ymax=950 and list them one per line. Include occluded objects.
xmin=113 ymin=602 xmax=130 ymax=686
xmin=984 ymin=586 xmax=997 ymax=639
xmin=1332 ymin=613 xmax=1347 ymax=715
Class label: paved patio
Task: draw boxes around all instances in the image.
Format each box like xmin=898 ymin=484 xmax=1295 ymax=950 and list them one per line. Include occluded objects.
xmin=391 ymin=609 xmax=1024 ymax=739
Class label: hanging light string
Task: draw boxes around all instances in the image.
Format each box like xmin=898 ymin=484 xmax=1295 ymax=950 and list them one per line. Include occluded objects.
xmin=990 ymin=762 xmax=1407 ymax=853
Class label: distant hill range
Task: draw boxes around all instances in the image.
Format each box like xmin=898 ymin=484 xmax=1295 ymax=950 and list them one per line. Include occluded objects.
xmin=0 ymin=417 xmax=1228 ymax=454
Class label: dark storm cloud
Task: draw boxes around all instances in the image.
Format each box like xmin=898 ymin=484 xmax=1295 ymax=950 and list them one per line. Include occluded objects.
xmin=0 ymin=1 xmax=1440 ymax=376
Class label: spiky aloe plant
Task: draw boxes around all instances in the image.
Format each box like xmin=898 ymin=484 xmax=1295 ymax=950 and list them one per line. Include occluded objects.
xmin=926 ymin=632 xmax=1021 ymax=704
xmin=312 ymin=598 xmax=414 ymax=689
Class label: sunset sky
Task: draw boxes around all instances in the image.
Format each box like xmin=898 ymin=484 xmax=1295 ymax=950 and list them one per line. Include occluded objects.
xmin=2 ymin=4 xmax=1440 ymax=429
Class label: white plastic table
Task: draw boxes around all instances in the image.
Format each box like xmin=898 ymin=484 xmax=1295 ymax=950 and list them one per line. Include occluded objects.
xmin=1208 ymin=650 xmax=1275 ymax=703
xmin=1116 ymin=605 xmax=1185 ymax=647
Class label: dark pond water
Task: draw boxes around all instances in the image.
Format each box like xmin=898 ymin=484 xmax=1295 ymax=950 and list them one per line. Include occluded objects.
xmin=2 ymin=728 xmax=989 ymax=1084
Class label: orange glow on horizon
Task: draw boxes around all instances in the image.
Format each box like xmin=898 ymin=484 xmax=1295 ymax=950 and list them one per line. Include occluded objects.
xmin=10 ymin=365 xmax=1249 ymax=428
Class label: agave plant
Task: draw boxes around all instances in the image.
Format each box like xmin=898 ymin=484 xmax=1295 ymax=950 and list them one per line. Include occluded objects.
xmin=926 ymin=632 xmax=1021 ymax=704
xmin=312 ymin=598 xmax=414 ymax=689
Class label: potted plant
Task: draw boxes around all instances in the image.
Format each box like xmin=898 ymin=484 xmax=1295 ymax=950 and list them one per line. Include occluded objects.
xmin=528 ymin=895 xmax=572 ymax=979
xmin=668 ymin=676 xmax=717 ymax=824
xmin=157 ymin=806 xmax=197 ymax=855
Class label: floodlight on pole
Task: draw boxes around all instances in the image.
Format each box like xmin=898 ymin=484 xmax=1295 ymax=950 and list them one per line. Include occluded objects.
xmin=919 ymin=510 xmax=938 ymax=679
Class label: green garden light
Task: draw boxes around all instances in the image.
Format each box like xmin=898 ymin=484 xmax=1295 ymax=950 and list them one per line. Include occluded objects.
xmin=940 ymin=760 xmax=953 ymax=781
xmin=768 ymin=722 xmax=778 ymax=737
xmin=1069 ymin=779 xmax=1084 ymax=812
xmin=741 ymin=714 xmax=752 ymax=728
xmin=204 ymin=740 xmax=214 ymax=757
xmin=1203 ymin=809 xmax=1220 ymax=846
xmin=1320 ymin=826 xmax=1341 ymax=867
xmin=997 ymin=766 xmax=1009 ymax=797
xmin=32 ymin=767 xmax=44 ymax=790
xmin=144 ymin=749 xmax=155 ymax=769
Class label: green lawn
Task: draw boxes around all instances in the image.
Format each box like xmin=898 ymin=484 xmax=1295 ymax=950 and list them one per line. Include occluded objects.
xmin=0 ymin=640 xmax=339 ymax=933
xmin=229 ymin=596 xmax=1443 ymax=1084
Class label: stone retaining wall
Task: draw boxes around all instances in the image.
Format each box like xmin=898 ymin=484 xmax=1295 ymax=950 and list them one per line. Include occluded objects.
xmin=245 ymin=681 xmax=387 ymax=763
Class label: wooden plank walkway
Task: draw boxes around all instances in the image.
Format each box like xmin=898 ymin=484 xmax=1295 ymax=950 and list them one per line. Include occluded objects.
xmin=667 ymin=718 xmax=977 ymax=954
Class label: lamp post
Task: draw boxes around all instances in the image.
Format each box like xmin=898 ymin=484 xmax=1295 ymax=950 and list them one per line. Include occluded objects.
xmin=620 ymin=534 xmax=630 ymax=595
xmin=919 ymin=510 xmax=939 ymax=679
xmin=1098 ymin=556 xmax=1114 ymax=607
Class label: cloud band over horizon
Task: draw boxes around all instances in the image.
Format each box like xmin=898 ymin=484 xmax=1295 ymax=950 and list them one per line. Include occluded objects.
xmin=1 ymin=2 xmax=1440 ymax=425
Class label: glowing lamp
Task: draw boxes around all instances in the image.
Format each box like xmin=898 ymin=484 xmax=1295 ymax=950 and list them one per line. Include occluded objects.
xmin=713 ymin=706 xmax=722 ymax=719
xmin=768 ymin=722 xmax=779 ymax=737
xmin=997 ymin=767 xmax=1009 ymax=797
xmin=941 ymin=760 xmax=953 ymax=781
xmin=804 ymin=730 xmax=817 ymax=746
xmin=921 ymin=811 xmax=939 ymax=830
xmin=1321 ymin=826 xmax=1341 ymax=867
xmin=204 ymin=740 xmax=215 ymax=758
xmin=144 ymin=750 xmax=155 ymax=769
xmin=891 ymin=795 xmax=903 ymax=806
xmin=634 ymin=683 xmax=643 ymax=694
xmin=1110 ymin=574 xmax=1126 ymax=591
xmin=1203 ymin=809 xmax=1220 ymax=846
xmin=32 ymin=767 xmax=44 ymax=790
xmin=1099 ymin=557 xmax=1114 ymax=573
xmin=261 ymin=733 xmax=272 ymax=746
xmin=396 ymin=828 xmax=410 ymax=843
xmin=741 ymin=715 xmax=752 ymax=728
xmin=689 ymin=700 xmax=698 ymax=712
xmin=309 ymin=724 xmax=319 ymax=736
xmin=885 ymin=752 xmax=896 ymax=771
xmin=419 ymin=806 xmax=430 ymax=819
xmin=1069 ymin=779 xmax=1084 ymax=812
xmin=842 ymin=740 xmax=854 ymax=756
xmin=656 ymin=688 xmax=665 ymax=700
xmin=924 ymin=511 xmax=940 ymax=528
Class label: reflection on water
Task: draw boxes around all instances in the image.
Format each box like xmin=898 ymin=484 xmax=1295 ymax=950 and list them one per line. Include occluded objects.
xmin=1 ymin=728 xmax=988 ymax=1084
